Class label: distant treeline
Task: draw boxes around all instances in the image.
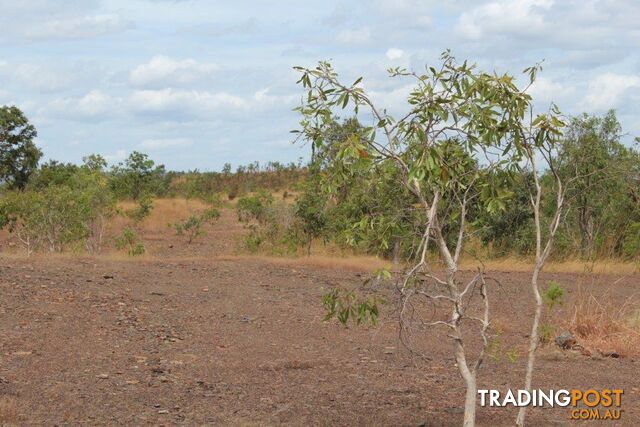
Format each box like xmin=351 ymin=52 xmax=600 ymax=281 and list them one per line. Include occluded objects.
xmin=166 ymin=161 xmax=306 ymax=200
xmin=0 ymin=104 xmax=638 ymax=260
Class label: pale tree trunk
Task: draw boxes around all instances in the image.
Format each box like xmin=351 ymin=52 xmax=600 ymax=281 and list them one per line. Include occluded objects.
xmin=516 ymin=150 xmax=564 ymax=426
xmin=516 ymin=266 xmax=543 ymax=426
xmin=453 ymin=326 xmax=478 ymax=426
xmin=392 ymin=239 xmax=401 ymax=268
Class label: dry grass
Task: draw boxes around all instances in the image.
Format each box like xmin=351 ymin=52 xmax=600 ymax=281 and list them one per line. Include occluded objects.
xmin=459 ymin=257 xmax=639 ymax=274
xmin=1 ymin=196 xmax=638 ymax=275
xmin=213 ymin=254 xmax=391 ymax=272
xmin=568 ymin=290 xmax=640 ymax=357
xmin=0 ymin=396 xmax=19 ymax=426
xmin=115 ymin=198 xmax=211 ymax=233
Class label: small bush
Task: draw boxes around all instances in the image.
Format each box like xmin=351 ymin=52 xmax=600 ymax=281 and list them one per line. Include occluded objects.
xmin=125 ymin=194 xmax=154 ymax=223
xmin=236 ymin=191 xmax=299 ymax=254
xmin=539 ymin=323 xmax=555 ymax=345
xmin=171 ymin=208 xmax=220 ymax=243
xmin=115 ymin=228 xmax=145 ymax=256
xmin=543 ymin=281 xmax=564 ymax=311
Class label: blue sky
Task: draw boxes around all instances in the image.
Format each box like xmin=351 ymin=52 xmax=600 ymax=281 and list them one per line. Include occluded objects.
xmin=1 ymin=0 xmax=638 ymax=171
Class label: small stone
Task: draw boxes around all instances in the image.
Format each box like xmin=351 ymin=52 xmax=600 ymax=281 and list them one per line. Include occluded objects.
xmin=158 ymin=410 xmax=169 ymax=414
xmin=555 ymin=331 xmax=576 ymax=349
xmin=97 ymin=374 xmax=109 ymax=379
xmin=202 ymin=288 xmax=209 ymax=292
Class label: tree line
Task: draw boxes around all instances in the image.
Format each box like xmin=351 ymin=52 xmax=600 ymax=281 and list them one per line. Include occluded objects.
xmin=0 ymin=104 xmax=638 ymax=260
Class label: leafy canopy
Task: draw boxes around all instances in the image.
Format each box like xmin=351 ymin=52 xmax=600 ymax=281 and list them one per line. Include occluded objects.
xmin=0 ymin=105 xmax=42 ymax=190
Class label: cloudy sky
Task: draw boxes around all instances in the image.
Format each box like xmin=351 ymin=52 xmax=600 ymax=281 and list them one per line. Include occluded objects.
xmin=1 ymin=0 xmax=638 ymax=171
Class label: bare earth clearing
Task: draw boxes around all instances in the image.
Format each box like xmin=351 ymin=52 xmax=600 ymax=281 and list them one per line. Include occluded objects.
xmin=1 ymin=207 xmax=639 ymax=426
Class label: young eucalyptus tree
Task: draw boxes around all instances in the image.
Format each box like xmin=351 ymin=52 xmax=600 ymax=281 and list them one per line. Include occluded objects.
xmin=294 ymin=52 xmax=564 ymax=426
xmin=516 ymin=113 xmax=566 ymax=426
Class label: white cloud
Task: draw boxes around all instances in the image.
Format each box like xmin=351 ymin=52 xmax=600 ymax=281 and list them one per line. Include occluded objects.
xmin=253 ymin=87 xmax=297 ymax=107
xmin=373 ymin=0 xmax=431 ymax=29
xmin=583 ymin=73 xmax=640 ymax=111
xmin=337 ymin=27 xmax=371 ymax=45
xmin=140 ymin=138 xmax=193 ymax=150
xmin=456 ymin=0 xmax=554 ymax=40
xmin=527 ymin=76 xmax=574 ymax=105
xmin=386 ymin=48 xmax=404 ymax=60
xmin=369 ymin=84 xmax=415 ymax=116
xmin=105 ymin=149 xmax=128 ymax=163
xmin=26 ymin=14 xmax=132 ymax=40
xmin=129 ymin=89 xmax=248 ymax=117
xmin=130 ymin=55 xmax=219 ymax=88
xmin=45 ymin=90 xmax=118 ymax=119
xmin=10 ymin=63 xmax=73 ymax=92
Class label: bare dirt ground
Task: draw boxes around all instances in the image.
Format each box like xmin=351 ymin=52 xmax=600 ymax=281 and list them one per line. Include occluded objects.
xmin=1 ymin=206 xmax=639 ymax=426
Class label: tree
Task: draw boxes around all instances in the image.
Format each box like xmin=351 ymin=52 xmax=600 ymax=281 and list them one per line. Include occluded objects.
xmin=82 ymin=154 xmax=108 ymax=172
xmin=293 ymin=179 xmax=326 ymax=255
xmin=0 ymin=155 xmax=116 ymax=254
xmin=0 ymin=185 xmax=85 ymax=253
xmin=110 ymin=151 xmax=166 ymax=200
xmin=0 ymin=105 xmax=42 ymax=190
xmin=28 ymin=160 xmax=78 ymax=190
xmin=556 ymin=111 xmax=640 ymax=258
xmin=294 ymin=53 xmax=564 ymax=426
xmin=516 ymin=110 xmax=566 ymax=426
xmin=74 ymin=162 xmax=117 ymax=253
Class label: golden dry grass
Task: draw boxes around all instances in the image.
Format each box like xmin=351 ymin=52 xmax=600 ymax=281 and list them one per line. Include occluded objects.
xmin=115 ymin=198 xmax=211 ymax=233
xmin=459 ymin=257 xmax=639 ymax=274
xmin=568 ymin=290 xmax=640 ymax=357
xmin=2 ymin=197 xmax=637 ymax=275
xmin=213 ymin=254 xmax=391 ymax=272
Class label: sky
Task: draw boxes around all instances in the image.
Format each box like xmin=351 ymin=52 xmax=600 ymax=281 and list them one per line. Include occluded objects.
xmin=1 ymin=0 xmax=639 ymax=171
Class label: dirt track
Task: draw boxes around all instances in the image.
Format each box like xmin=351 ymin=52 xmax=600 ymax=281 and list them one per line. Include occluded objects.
xmin=1 ymin=208 xmax=639 ymax=425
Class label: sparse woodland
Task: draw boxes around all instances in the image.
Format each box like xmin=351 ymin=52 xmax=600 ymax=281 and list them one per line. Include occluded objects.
xmin=1 ymin=54 xmax=640 ymax=426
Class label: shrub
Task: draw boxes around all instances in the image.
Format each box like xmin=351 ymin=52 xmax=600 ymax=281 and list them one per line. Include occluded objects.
xmin=236 ymin=191 xmax=298 ymax=254
xmin=109 ymin=151 xmax=167 ymax=200
xmin=1 ymin=186 xmax=85 ymax=253
xmin=543 ymin=281 xmax=565 ymax=311
xmin=539 ymin=281 xmax=565 ymax=345
xmin=115 ymin=228 xmax=145 ymax=256
xmin=293 ymin=188 xmax=327 ymax=255
xmin=125 ymin=194 xmax=154 ymax=223
xmin=171 ymin=208 xmax=220 ymax=244
xmin=623 ymin=222 xmax=640 ymax=261
xmin=0 ymin=162 xmax=117 ymax=254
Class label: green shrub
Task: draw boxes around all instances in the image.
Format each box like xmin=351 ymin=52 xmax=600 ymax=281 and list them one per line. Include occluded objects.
xmin=125 ymin=194 xmax=154 ymax=223
xmin=623 ymin=222 xmax=640 ymax=261
xmin=171 ymin=208 xmax=220 ymax=243
xmin=115 ymin=228 xmax=145 ymax=256
xmin=0 ymin=166 xmax=116 ymax=254
xmin=236 ymin=191 xmax=298 ymax=254
xmin=543 ymin=281 xmax=565 ymax=311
